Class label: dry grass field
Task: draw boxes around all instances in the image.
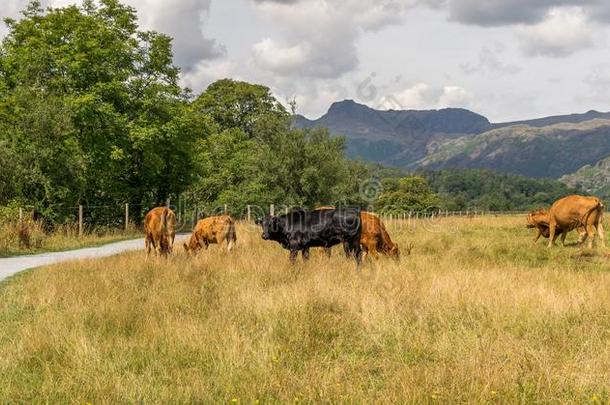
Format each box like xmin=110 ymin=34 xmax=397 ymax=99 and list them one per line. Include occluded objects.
xmin=0 ymin=221 xmax=140 ymax=257
xmin=1 ymin=216 xmax=610 ymax=403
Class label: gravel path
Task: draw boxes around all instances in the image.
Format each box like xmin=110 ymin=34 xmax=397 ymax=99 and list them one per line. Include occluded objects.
xmin=0 ymin=235 xmax=188 ymax=282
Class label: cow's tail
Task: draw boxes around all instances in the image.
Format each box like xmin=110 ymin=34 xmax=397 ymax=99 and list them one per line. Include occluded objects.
xmin=225 ymin=217 xmax=237 ymax=251
xmin=160 ymin=207 xmax=170 ymax=251
xmin=161 ymin=207 xmax=169 ymax=232
xmin=581 ymin=198 xmax=604 ymax=228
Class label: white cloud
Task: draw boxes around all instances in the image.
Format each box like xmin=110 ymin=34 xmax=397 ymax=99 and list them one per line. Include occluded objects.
xmin=438 ymin=85 xmax=472 ymax=107
xmin=394 ymin=83 xmax=472 ymax=109
xmin=516 ymin=7 xmax=594 ymax=57
xmin=181 ymin=60 xmax=238 ymax=92
xmin=252 ymin=39 xmax=311 ymax=74
xmin=249 ymin=0 xmax=433 ymax=79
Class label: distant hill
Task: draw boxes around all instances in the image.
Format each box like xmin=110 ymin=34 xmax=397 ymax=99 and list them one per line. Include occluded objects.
xmin=493 ymin=110 xmax=610 ymax=128
xmin=295 ymin=100 xmax=491 ymax=166
xmin=560 ymin=156 xmax=610 ymax=198
xmin=417 ymin=120 xmax=610 ymax=178
xmin=295 ymin=100 xmax=610 ymax=179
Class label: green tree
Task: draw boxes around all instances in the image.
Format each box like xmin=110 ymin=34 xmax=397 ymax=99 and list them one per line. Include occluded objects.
xmin=375 ymin=176 xmax=441 ymax=214
xmin=0 ymin=0 xmax=207 ymax=218
xmin=193 ymin=79 xmax=287 ymax=137
xmin=187 ymin=79 xmax=369 ymax=214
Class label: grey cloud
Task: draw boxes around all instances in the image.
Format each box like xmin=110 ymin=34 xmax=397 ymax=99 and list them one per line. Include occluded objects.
xmin=447 ymin=0 xmax=595 ymax=26
xmin=251 ymin=0 xmax=300 ymax=3
xmin=461 ymin=45 xmax=521 ymax=75
xmin=1 ymin=0 xmax=225 ymax=71
xmin=125 ymin=0 xmax=225 ymax=71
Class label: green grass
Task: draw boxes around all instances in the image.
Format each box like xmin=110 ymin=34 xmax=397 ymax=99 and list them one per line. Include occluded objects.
xmin=1 ymin=216 xmax=610 ymax=403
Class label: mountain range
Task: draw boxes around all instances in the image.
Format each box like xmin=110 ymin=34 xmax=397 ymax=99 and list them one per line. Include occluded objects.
xmin=295 ymin=100 xmax=610 ymax=194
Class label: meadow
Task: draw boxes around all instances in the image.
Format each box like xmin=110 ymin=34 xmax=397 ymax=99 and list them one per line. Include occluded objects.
xmin=0 ymin=221 xmax=140 ymax=257
xmin=1 ymin=216 xmax=610 ymax=403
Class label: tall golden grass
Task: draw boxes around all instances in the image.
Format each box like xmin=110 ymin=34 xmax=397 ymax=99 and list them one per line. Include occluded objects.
xmin=1 ymin=216 xmax=610 ymax=403
xmin=0 ymin=221 xmax=139 ymax=257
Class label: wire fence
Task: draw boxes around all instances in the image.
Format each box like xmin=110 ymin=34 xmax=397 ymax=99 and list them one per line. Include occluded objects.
xmin=8 ymin=202 xmax=531 ymax=237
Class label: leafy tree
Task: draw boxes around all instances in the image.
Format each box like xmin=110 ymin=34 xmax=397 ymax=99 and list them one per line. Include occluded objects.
xmin=193 ymin=79 xmax=287 ymax=137
xmin=187 ymin=80 xmax=369 ymax=215
xmin=0 ymin=0 xmax=207 ymax=218
xmin=375 ymin=176 xmax=441 ymax=214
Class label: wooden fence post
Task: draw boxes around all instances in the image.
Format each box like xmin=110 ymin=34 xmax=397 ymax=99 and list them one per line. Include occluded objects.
xmin=125 ymin=203 xmax=129 ymax=231
xmin=78 ymin=205 xmax=83 ymax=237
xmin=224 ymin=204 xmax=228 ymax=215
xmin=247 ymin=205 xmax=251 ymax=222
xmin=270 ymin=204 xmax=275 ymax=216
xmin=19 ymin=207 xmax=23 ymax=224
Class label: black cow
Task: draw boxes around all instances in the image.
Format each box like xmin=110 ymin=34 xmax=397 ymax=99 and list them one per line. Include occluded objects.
xmin=256 ymin=208 xmax=362 ymax=264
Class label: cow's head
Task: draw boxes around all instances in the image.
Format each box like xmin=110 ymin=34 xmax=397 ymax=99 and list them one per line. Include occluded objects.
xmin=389 ymin=244 xmax=400 ymax=261
xmin=527 ymin=209 xmax=549 ymax=228
xmin=183 ymin=234 xmax=201 ymax=254
xmin=256 ymin=216 xmax=281 ymax=241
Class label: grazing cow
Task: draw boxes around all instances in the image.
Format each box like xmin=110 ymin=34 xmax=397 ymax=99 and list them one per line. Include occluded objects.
xmin=547 ymin=195 xmax=605 ymax=248
xmin=359 ymin=211 xmax=400 ymax=260
xmin=526 ymin=209 xmax=585 ymax=245
xmin=256 ymin=208 xmax=362 ymax=264
xmin=144 ymin=207 xmax=176 ymax=257
xmin=183 ymin=215 xmax=236 ymax=254
xmin=316 ymin=207 xmax=401 ymax=260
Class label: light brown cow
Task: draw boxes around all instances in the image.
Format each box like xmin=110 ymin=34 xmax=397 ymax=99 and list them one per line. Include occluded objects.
xmin=526 ymin=209 xmax=586 ymax=245
xmin=359 ymin=211 xmax=400 ymax=260
xmin=547 ymin=195 xmax=605 ymax=248
xmin=144 ymin=207 xmax=176 ymax=257
xmin=183 ymin=215 xmax=236 ymax=254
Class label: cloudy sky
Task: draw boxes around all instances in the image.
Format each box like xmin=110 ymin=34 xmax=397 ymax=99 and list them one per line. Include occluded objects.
xmin=3 ymin=0 xmax=610 ymax=122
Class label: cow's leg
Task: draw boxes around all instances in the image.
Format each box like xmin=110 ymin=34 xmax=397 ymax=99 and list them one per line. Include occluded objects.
xmin=586 ymin=224 xmax=596 ymax=249
xmin=548 ymin=222 xmax=558 ymax=248
xmin=153 ymin=235 xmax=162 ymax=256
xmin=227 ymin=238 xmax=234 ymax=252
xmin=345 ymin=239 xmax=362 ymax=265
xmin=598 ymin=222 xmax=606 ymax=248
xmin=302 ymin=248 xmax=310 ymax=262
xmin=533 ymin=229 xmax=542 ymax=244
xmin=289 ymin=249 xmax=298 ymax=264
xmin=145 ymin=235 xmax=153 ymax=258
xmin=560 ymin=231 xmax=567 ymax=247
xmin=343 ymin=241 xmax=351 ymax=258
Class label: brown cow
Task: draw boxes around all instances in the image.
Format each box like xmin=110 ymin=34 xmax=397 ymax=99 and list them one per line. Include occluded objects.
xmin=183 ymin=215 xmax=236 ymax=254
xmin=547 ymin=195 xmax=605 ymax=248
xmin=526 ymin=209 xmax=586 ymax=245
xmin=359 ymin=211 xmax=400 ymax=260
xmin=144 ymin=207 xmax=176 ymax=257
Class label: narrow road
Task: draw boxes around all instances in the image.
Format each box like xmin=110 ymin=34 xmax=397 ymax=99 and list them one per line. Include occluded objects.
xmin=0 ymin=236 xmax=187 ymax=282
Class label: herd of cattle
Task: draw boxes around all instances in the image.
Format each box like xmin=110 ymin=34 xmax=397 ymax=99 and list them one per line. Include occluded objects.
xmin=143 ymin=194 xmax=606 ymax=264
